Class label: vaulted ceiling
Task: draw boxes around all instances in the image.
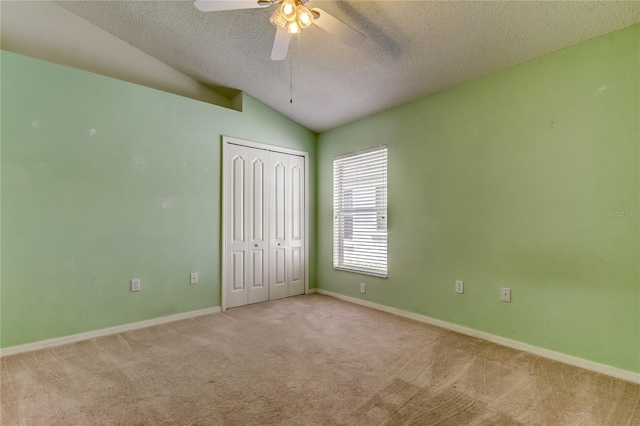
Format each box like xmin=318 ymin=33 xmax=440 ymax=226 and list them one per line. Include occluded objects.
xmin=56 ymin=1 xmax=640 ymax=132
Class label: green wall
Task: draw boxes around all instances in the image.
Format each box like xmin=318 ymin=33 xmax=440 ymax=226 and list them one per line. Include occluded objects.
xmin=317 ymin=25 xmax=640 ymax=373
xmin=2 ymin=25 xmax=639 ymax=375
xmin=0 ymin=51 xmax=316 ymax=348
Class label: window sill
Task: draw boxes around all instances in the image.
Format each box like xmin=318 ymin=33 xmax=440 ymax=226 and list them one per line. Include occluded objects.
xmin=333 ymin=267 xmax=387 ymax=278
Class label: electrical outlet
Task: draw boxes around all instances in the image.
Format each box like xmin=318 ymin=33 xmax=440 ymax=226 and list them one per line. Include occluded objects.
xmin=131 ymin=278 xmax=141 ymax=292
xmin=360 ymin=283 xmax=366 ymax=294
xmin=501 ymin=287 xmax=511 ymax=302
xmin=190 ymin=272 xmax=199 ymax=284
xmin=455 ymin=280 xmax=464 ymax=294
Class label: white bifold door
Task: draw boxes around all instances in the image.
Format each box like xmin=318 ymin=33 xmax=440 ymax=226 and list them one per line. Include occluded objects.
xmin=224 ymin=142 xmax=306 ymax=309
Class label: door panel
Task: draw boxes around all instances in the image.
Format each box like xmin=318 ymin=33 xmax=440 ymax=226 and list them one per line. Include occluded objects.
xmin=273 ymin=161 xmax=286 ymax=241
xmin=274 ymin=248 xmax=286 ymax=284
xmin=291 ymin=247 xmax=301 ymax=282
xmin=251 ymin=159 xmax=265 ymax=241
xmin=232 ymin=251 xmax=245 ymax=290
xmin=231 ymin=155 xmax=245 ymax=243
xmin=247 ymin=149 xmax=269 ymax=304
xmin=251 ymin=250 xmax=264 ymax=286
xmin=291 ymin=164 xmax=302 ymax=241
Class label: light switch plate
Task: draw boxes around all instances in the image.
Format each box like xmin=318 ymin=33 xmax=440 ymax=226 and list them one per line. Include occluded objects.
xmin=131 ymin=279 xmax=141 ymax=292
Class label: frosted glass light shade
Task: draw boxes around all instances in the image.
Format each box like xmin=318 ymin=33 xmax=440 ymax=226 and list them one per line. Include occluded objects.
xmin=296 ymin=5 xmax=313 ymax=29
xmin=270 ymin=9 xmax=287 ymax=30
xmin=280 ymin=0 xmax=297 ymax=21
xmin=287 ymin=20 xmax=301 ymax=34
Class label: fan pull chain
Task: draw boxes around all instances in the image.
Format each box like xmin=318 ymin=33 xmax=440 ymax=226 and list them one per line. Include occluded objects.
xmin=289 ymin=34 xmax=299 ymax=104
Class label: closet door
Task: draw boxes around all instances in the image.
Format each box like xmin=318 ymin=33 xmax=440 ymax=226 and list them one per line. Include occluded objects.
xmin=225 ymin=144 xmax=250 ymax=309
xmin=269 ymin=152 xmax=305 ymax=300
xmin=225 ymin=145 xmax=270 ymax=308
xmin=269 ymin=152 xmax=289 ymax=300
xmin=287 ymin=154 xmax=305 ymax=296
xmin=224 ymin=138 xmax=306 ymax=309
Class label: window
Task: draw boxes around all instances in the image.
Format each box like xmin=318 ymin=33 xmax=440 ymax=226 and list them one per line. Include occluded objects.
xmin=333 ymin=146 xmax=387 ymax=277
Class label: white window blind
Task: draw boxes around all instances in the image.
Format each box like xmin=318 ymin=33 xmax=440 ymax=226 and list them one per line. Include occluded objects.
xmin=333 ymin=146 xmax=387 ymax=277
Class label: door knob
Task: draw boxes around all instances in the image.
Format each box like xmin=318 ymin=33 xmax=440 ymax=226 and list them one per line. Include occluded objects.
xmin=254 ymin=244 xmax=258 ymax=247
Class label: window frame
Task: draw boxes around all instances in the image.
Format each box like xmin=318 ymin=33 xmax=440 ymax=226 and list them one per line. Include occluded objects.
xmin=333 ymin=145 xmax=388 ymax=278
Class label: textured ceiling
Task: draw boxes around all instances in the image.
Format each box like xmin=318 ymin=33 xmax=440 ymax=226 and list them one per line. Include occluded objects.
xmin=56 ymin=1 xmax=640 ymax=132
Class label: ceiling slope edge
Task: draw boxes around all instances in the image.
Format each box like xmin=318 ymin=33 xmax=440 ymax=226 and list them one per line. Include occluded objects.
xmin=1 ymin=0 xmax=237 ymax=111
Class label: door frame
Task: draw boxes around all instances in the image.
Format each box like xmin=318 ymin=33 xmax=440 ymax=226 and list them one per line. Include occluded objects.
xmin=221 ymin=136 xmax=310 ymax=311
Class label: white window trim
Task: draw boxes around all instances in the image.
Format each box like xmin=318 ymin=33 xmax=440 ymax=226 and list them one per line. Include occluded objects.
xmin=333 ymin=145 xmax=388 ymax=278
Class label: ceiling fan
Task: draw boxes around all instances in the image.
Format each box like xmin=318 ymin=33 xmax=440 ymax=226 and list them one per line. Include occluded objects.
xmin=193 ymin=0 xmax=366 ymax=60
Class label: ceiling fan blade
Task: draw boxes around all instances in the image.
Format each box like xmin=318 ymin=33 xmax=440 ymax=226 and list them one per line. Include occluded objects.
xmin=194 ymin=0 xmax=270 ymax=12
xmin=271 ymin=29 xmax=291 ymax=61
xmin=311 ymin=8 xmax=365 ymax=49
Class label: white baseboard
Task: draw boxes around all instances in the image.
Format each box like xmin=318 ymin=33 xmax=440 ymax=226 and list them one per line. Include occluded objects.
xmin=316 ymin=289 xmax=640 ymax=384
xmin=306 ymin=288 xmax=318 ymax=294
xmin=0 ymin=306 xmax=221 ymax=357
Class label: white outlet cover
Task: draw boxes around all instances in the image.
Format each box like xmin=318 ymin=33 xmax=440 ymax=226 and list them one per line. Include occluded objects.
xmin=501 ymin=287 xmax=511 ymax=302
xmin=360 ymin=283 xmax=366 ymax=294
xmin=455 ymin=280 xmax=464 ymax=294
xmin=190 ymin=272 xmax=199 ymax=284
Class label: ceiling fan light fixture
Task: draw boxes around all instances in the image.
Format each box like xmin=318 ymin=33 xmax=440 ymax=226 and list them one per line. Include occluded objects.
xmin=287 ymin=20 xmax=301 ymax=34
xmin=295 ymin=5 xmax=313 ymax=29
xmin=270 ymin=9 xmax=287 ymax=30
xmin=280 ymin=0 xmax=297 ymax=21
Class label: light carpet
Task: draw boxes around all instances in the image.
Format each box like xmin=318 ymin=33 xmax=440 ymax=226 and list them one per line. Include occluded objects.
xmin=1 ymin=294 xmax=638 ymax=425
